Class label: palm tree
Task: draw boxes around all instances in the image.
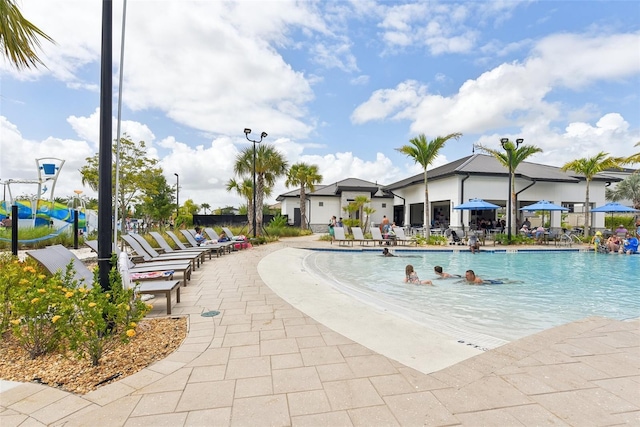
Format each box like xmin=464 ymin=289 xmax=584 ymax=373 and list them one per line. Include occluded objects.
xmin=396 ymin=133 xmax=462 ymax=238
xmin=285 ymin=163 xmax=322 ymax=230
xmin=624 ymin=141 xmax=640 ymax=165
xmin=226 ymin=178 xmax=253 ymax=232
xmin=561 ymin=152 xmax=621 ymax=236
xmin=476 ymin=141 xmax=542 ymax=240
xmin=606 ymin=174 xmax=640 ymax=210
xmin=233 ymin=144 xmax=288 ymax=235
xmin=0 ymin=0 xmax=54 ymax=69
xmin=201 ymin=203 xmax=211 ymax=215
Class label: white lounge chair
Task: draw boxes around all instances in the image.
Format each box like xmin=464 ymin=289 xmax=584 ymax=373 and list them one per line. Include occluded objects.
xmin=332 ymin=227 xmax=353 ymax=246
xmin=351 ymin=227 xmax=372 ymax=245
xmin=392 ymin=226 xmax=414 ymax=245
xmin=370 ymin=228 xmax=393 ymax=245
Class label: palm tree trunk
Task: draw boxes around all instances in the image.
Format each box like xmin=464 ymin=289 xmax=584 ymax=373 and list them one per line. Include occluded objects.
xmin=248 ymin=197 xmax=254 ymax=236
xmin=584 ymin=180 xmax=591 ymax=236
xmin=257 ymin=175 xmax=265 ymax=235
xmin=511 ymin=171 xmax=517 ymax=238
xmin=300 ymin=189 xmax=307 ymax=230
xmin=424 ymin=170 xmax=430 ymax=239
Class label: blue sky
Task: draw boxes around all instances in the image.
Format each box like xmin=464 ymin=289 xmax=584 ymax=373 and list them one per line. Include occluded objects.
xmin=1 ymin=0 xmax=639 ymax=209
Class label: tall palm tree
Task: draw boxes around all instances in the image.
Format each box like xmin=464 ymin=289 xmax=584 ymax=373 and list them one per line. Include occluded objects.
xmin=0 ymin=0 xmax=54 ymax=69
xmin=226 ymin=178 xmax=254 ymax=232
xmin=624 ymin=141 xmax=640 ymax=165
xmin=233 ymin=144 xmax=288 ymax=235
xmin=396 ymin=132 xmax=462 ymax=238
xmin=606 ymin=174 xmax=640 ymax=209
xmin=476 ymin=141 xmax=543 ymax=239
xmin=285 ymin=163 xmax=322 ymax=230
xmin=200 ymin=203 xmax=211 ymax=215
xmin=561 ymin=152 xmax=621 ymax=236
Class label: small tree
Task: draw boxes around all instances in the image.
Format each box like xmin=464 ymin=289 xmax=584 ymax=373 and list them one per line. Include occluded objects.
xmin=80 ymin=136 xmax=163 ymax=234
xmin=561 ymin=152 xmax=621 ymax=236
xmin=201 ymin=203 xmax=211 ymax=214
xmin=285 ymin=163 xmax=322 ymax=230
xmin=396 ymin=133 xmax=462 ymax=238
xmin=476 ymin=141 xmax=543 ymax=239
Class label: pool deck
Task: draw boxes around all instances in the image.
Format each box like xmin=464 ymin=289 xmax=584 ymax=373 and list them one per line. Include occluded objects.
xmin=1 ymin=236 xmax=639 ymax=426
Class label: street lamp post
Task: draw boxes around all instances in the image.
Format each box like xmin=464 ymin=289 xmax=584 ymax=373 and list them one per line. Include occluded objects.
xmin=244 ymin=128 xmax=268 ymax=238
xmin=500 ymin=138 xmax=524 ymax=242
xmin=174 ymin=173 xmax=179 ymax=220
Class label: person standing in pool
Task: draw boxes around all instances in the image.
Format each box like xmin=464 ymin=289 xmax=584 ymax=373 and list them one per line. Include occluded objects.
xmin=404 ymin=265 xmax=432 ymax=285
xmin=382 ymin=248 xmax=395 ymax=257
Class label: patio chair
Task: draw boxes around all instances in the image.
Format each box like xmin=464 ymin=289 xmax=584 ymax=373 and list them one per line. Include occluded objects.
xmin=122 ymin=234 xmax=204 ymax=269
xmin=203 ymin=228 xmax=235 ymax=254
xmin=28 ymin=246 xmax=181 ymax=315
xmin=85 ymin=240 xmax=192 ymax=287
xmin=351 ymin=227 xmax=372 ymax=245
xmin=180 ymin=229 xmax=226 ymax=257
xmin=152 ymin=230 xmax=220 ymax=258
xmin=370 ymin=227 xmax=393 ymax=246
xmin=221 ymin=227 xmax=250 ymax=249
xmin=392 ymin=226 xmax=414 ymax=246
xmin=332 ymin=226 xmax=353 ymax=246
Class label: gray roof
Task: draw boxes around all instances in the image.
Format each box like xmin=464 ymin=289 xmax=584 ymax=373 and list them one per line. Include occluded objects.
xmin=277 ymin=177 xmax=392 ymax=201
xmin=385 ymin=154 xmax=621 ymax=191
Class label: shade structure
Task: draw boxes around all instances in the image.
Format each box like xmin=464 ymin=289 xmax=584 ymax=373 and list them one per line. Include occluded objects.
xmin=519 ymin=200 xmax=568 ymax=228
xmin=454 ymin=198 xmax=501 ymax=230
xmin=590 ymin=203 xmax=639 ymax=232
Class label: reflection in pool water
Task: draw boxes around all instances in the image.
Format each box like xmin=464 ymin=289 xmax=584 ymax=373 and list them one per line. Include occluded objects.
xmin=304 ymin=250 xmax=639 ymax=346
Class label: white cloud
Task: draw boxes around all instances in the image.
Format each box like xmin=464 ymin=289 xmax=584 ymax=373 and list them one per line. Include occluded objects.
xmin=353 ymin=31 xmax=640 ymax=142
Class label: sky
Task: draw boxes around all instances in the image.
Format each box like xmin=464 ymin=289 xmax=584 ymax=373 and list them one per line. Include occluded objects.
xmin=1 ymin=0 xmax=639 ymax=211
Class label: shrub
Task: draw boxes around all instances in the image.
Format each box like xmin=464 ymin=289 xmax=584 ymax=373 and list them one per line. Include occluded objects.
xmin=1 ymin=253 xmax=149 ymax=365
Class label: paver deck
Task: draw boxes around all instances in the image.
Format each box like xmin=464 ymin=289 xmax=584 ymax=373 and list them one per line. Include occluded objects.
xmin=1 ymin=236 xmax=639 ymax=426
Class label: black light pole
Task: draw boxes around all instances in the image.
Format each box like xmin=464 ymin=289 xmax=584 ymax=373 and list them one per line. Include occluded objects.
xmin=97 ymin=0 xmax=113 ymax=291
xmin=244 ymin=128 xmax=267 ymax=238
xmin=500 ymin=138 xmax=523 ymax=242
xmin=174 ymin=173 xmax=179 ymax=219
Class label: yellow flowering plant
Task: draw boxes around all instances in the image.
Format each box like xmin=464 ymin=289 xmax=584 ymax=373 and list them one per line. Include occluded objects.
xmin=1 ymin=256 xmax=73 ymax=358
xmin=1 ymin=253 xmax=149 ymax=365
xmin=66 ymin=254 xmax=150 ymax=366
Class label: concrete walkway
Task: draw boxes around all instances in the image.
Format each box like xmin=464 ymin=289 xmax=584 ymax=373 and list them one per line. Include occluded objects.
xmin=1 ymin=236 xmax=639 ymax=426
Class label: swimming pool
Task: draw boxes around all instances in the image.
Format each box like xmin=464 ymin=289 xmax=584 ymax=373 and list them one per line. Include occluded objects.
xmin=303 ymin=250 xmax=639 ymax=348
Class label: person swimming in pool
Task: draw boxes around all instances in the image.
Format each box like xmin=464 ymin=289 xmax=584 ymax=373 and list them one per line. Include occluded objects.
xmin=434 ymin=265 xmax=460 ymax=279
xmin=464 ymin=269 xmax=505 ymax=285
xmin=404 ymin=265 xmax=433 ymax=285
xmin=382 ymin=248 xmax=395 ymax=257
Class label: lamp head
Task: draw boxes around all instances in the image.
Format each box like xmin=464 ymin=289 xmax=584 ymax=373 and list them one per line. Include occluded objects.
xmin=500 ymin=138 xmax=509 ymax=149
xmin=244 ymin=128 xmax=251 ymax=135
xmin=260 ymin=132 xmax=268 ymax=139
xmin=174 ymin=173 xmax=178 ymax=177
xmin=515 ymin=138 xmax=524 ymax=145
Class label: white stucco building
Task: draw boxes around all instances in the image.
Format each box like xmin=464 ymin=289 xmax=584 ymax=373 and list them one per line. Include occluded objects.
xmin=278 ymin=154 xmax=625 ymax=236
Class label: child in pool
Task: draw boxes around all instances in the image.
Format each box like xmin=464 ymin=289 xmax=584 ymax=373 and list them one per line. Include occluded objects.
xmin=434 ymin=265 xmax=461 ymax=279
xmin=404 ymin=265 xmax=433 ymax=285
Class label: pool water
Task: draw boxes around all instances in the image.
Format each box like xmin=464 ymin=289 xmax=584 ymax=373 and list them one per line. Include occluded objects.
xmin=304 ymin=250 xmax=639 ymax=347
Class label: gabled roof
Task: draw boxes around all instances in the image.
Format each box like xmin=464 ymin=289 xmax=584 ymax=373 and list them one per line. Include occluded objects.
xmin=277 ymin=178 xmax=392 ymax=201
xmin=385 ymin=154 xmax=621 ymax=191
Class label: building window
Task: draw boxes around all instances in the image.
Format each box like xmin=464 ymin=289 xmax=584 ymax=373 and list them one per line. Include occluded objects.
xmin=319 ymin=202 xmax=323 ymax=207
xmin=382 ymin=203 xmax=386 ymax=208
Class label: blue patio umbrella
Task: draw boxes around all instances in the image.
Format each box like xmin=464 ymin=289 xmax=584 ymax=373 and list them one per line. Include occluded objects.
xmin=591 ymin=203 xmax=639 ymax=232
xmin=454 ymin=198 xmax=501 ymax=229
xmin=519 ymin=200 xmax=568 ymax=228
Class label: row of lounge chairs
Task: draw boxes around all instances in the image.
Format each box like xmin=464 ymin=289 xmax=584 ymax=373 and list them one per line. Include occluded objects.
xmin=332 ymin=226 xmax=415 ymax=246
xmin=27 ymin=228 xmax=247 ymax=315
